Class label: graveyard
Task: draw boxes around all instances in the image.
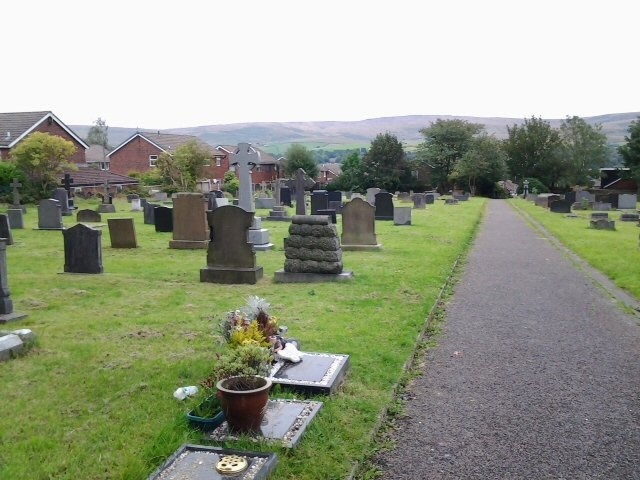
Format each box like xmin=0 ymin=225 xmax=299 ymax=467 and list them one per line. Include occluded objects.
xmin=0 ymin=194 xmax=485 ymax=479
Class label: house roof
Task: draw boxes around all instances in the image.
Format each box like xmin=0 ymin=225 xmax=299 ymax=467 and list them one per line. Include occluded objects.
xmin=319 ymin=163 xmax=342 ymax=176
xmin=60 ymin=167 xmax=140 ymax=187
xmin=0 ymin=111 xmax=89 ymax=149
xmin=85 ymin=145 xmax=111 ymax=163
xmin=216 ymin=144 xmax=278 ymax=164
xmin=108 ymin=131 xmax=215 ymax=157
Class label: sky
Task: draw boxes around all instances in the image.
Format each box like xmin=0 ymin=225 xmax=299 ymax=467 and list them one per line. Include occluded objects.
xmin=3 ymin=0 xmax=639 ymax=129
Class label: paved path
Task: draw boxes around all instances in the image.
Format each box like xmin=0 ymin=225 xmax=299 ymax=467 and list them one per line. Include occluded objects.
xmin=375 ymin=199 xmax=640 ymax=479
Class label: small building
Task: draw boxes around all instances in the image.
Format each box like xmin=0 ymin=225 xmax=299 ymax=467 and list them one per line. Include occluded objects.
xmin=0 ymin=111 xmax=88 ymax=163
xmin=317 ymin=163 xmax=342 ymax=188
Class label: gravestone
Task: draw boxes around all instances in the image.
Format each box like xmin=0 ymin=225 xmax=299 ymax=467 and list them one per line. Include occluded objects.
xmin=590 ymin=218 xmax=615 ymax=230
xmin=131 ymin=197 xmax=143 ymax=211
xmin=393 ymin=206 xmax=412 ymax=225
xmin=535 ymin=193 xmax=561 ymax=208
xmin=0 ymin=239 xmax=27 ymax=324
xmin=310 ymin=190 xmax=328 ymax=215
xmin=7 ymin=209 xmax=23 ymax=230
xmin=619 ymin=213 xmax=639 ymax=222
xmin=200 ymin=205 xmax=263 ymax=284
xmin=592 ymin=202 xmax=611 ymax=211
xmin=366 ymin=188 xmax=380 ymax=205
xmin=0 ymin=215 xmax=13 ymax=245
xmin=341 ymin=197 xmax=381 ymax=251
xmin=77 ymin=209 xmax=102 ymax=223
xmin=52 ymin=188 xmax=72 ymax=216
xmin=63 ymin=224 xmax=103 ymax=273
xmin=287 ymin=168 xmax=315 ymax=215
xmin=169 ymin=192 xmax=209 ymax=249
xmin=154 ymin=206 xmax=173 ymax=232
xmin=269 ymin=352 xmax=350 ymax=395
xmin=266 ymin=205 xmax=291 ymax=221
xmin=143 ymin=201 xmax=157 ymax=225
xmin=618 ymin=193 xmax=637 ymax=210
xmin=107 ymin=218 xmax=138 ymax=248
xmin=153 ymin=191 xmax=168 ymax=202
xmin=10 ymin=178 xmax=26 ymax=213
xmin=590 ymin=212 xmax=609 ymax=220
xmin=374 ymin=192 xmax=394 ymax=220
xmin=274 ymin=215 xmax=353 ymax=283
xmin=576 ymin=191 xmax=596 ymax=204
xmin=97 ymin=180 xmax=116 ymax=213
xmin=425 ymin=193 xmax=435 ymax=205
xmin=37 ymin=199 xmax=64 ymax=230
xmin=549 ymin=199 xmax=572 ymax=213
xmin=280 ymin=186 xmax=292 ymax=207
xmin=608 ymin=193 xmax=619 ymax=209
xmin=564 ymin=191 xmax=577 ymax=204
xmin=316 ymin=209 xmax=336 ymax=224
xmin=413 ymin=193 xmax=426 ymax=209
xmin=255 ymin=197 xmax=277 ymax=209
xmin=453 ymin=193 xmax=470 ymax=201
xmin=61 ymin=173 xmax=75 ymax=211
xmin=398 ymin=192 xmax=411 ymax=203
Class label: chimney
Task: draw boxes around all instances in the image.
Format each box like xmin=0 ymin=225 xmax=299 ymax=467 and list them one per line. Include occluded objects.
xmin=5 ymin=132 xmax=10 ymax=139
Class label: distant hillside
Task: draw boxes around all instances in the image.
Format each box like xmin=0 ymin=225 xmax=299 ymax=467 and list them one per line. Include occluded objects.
xmin=70 ymin=112 xmax=639 ymax=152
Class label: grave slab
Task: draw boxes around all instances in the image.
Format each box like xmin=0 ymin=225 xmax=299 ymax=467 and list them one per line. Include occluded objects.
xmin=269 ymin=352 xmax=350 ymax=395
xmin=273 ymin=270 xmax=354 ymax=283
xmin=147 ymin=444 xmax=277 ymax=480
xmin=208 ymin=399 xmax=323 ymax=448
xmin=0 ymin=333 xmax=24 ymax=361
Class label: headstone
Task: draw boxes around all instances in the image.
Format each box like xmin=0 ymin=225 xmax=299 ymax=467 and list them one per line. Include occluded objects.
xmin=10 ymin=178 xmax=26 ymax=213
xmin=131 ymin=197 xmax=143 ymax=212
xmin=63 ymin=224 xmax=103 ymax=274
xmin=549 ymin=199 xmax=572 ymax=213
xmin=280 ymin=186 xmax=292 ymax=207
xmin=255 ymin=197 xmax=277 ymax=209
xmin=61 ymin=173 xmax=75 ymax=211
xmin=52 ymin=188 xmax=72 ymax=216
xmin=310 ymin=190 xmax=328 ymax=215
xmin=590 ymin=212 xmax=609 ymax=220
xmin=618 ymin=194 xmax=637 ymax=210
xmin=316 ymin=209 xmax=336 ymax=224
xmin=0 ymin=239 xmax=27 ymax=323
xmin=126 ymin=194 xmax=138 ymax=203
xmin=619 ymin=213 xmax=639 ymax=222
xmin=445 ymin=198 xmax=459 ymax=205
xmin=535 ymin=193 xmax=561 ymax=208
xmin=169 ymin=193 xmax=209 ymax=249
xmin=564 ymin=191 xmax=577 ymax=204
xmin=576 ymin=191 xmax=596 ymax=204
xmin=266 ymin=205 xmax=291 ymax=222
xmin=143 ymin=201 xmax=157 ymax=225
xmin=608 ymin=193 xmax=619 ymax=209
xmin=37 ymin=199 xmax=64 ymax=230
xmin=453 ymin=193 xmax=470 ymax=201
xmin=341 ymin=197 xmax=381 ymax=251
xmin=287 ymin=169 xmax=315 ymax=215
xmin=274 ymin=215 xmax=354 ymax=283
xmin=0 ymin=215 xmax=13 ymax=245
xmin=7 ymin=209 xmax=24 ymax=230
xmin=425 ymin=193 xmax=435 ymax=205
xmin=592 ymin=202 xmax=611 ymax=211
xmin=76 ymin=209 xmax=102 ymax=223
xmin=398 ymin=192 xmax=411 ymax=203
xmin=230 ymin=142 xmax=258 ymax=213
xmin=200 ymin=205 xmax=263 ymax=284
xmin=393 ymin=207 xmax=412 ymax=225
xmin=154 ymin=206 xmax=173 ymax=232
xmin=366 ymin=188 xmax=380 ymax=205
xmin=374 ymin=192 xmax=394 ymax=220
xmin=107 ymin=218 xmax=138 ymax=248
xmin=153 ymin=191 xmax=168 ymax=202
xmin=590 ymin=218 xmax=615 ymax=230
xmin=96 ymin=180 xmax=116 ymax=213
xmin=413 ymin=193 xmax=426 ymax=209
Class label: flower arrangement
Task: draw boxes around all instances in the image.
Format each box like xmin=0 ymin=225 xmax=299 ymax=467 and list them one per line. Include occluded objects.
xmin=219 ymin=296 xmax=280 ymax=349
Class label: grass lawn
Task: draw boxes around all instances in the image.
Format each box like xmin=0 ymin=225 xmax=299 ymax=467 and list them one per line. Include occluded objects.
xmin=509 ymin=198 xmax=640 ymax=300
xmin=0 ymin=196 xmax=485 ymax=480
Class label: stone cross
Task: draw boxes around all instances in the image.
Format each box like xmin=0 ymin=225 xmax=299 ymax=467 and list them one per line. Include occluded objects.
xmin=230 ymin=143 xmax=258 ymax=212
xmin=10 ymin=178 xmax=22 ymax=208
xmin=103 ymin=180 xmax=110 ymax=204
xmin=62 ymin=173 xmax=74 ymax=195
xmin=287 ymin=168 xmax=315 ymax=215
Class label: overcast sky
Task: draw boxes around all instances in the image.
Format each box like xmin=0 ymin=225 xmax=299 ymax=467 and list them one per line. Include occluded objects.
xmin=3 ymin=0 xmax=638 ymax=129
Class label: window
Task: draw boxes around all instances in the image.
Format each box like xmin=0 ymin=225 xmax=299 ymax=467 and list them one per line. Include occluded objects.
xmin=149 ymin=155 xmax=158 ymax=167
xmin=216 ymin=158 xmax=222 ymax=167
xmin=202 ymin=157 xmax=211 ymax=167
xmin=100 ymin=162 xmax=110 ymax=171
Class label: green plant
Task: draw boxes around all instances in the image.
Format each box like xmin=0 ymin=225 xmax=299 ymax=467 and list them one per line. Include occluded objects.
xmin=189 ymin=391 xmax=222 ymax=418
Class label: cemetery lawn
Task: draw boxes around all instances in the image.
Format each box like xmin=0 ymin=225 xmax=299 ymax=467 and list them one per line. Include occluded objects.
xmin=509 ymin=198 xmax=640 ymax=301
xmin=0 ymin=196 xmax=486 ymax=480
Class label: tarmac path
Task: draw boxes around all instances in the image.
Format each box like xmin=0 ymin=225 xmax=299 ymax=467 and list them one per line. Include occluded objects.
xmin=374 ymin=199 xmax=640 ymax=479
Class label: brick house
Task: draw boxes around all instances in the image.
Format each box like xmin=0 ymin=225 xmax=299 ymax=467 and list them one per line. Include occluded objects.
xmin=0 ymin=111 xmax=88 ymax=163
xmin=316 ymin=163 xmax=342 ymax=187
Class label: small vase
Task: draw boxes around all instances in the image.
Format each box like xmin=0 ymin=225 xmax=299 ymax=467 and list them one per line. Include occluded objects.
xmin=216 ymin=375 xmax=272 ymax=434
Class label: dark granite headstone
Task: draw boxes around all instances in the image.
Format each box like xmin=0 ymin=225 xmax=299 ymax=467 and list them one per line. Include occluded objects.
xmin=107 ymin=218 xmax=137 ymax=248
xmin=310 ymin=190 xmax=328 ymax=215
xmin=280 ymin=186 xmax=292 ymax=207
xmin=63 ymin=224 xmax=103 ymax=274
xmin=425 ymin=193 xmax=435 ymax=205
xmin=76 ymin=209 xmax=102 ymax=223
xmin=316 ymin=209 xmax=336 ymax=224
xmin=608 ymin=193 xmax=619 ymax=209
xmin=564 ymin=192 xmax=576 ymax=204
xmin=0 ymin=215 xmax=13 ymax=246
xmin=52 ymin=188 xmax=72 ymax=216
xmin=154 ymin=206 xmax=173 ymax=232
xmin=200 ymin=205 xmax=263 ymax=284
xmin=327 ymin=191 xmax=342 ymax=203
xmin=549 ymin=199 xmax=572 ymax=213
xmin=374 ymin=192 xmax=394 ymax=220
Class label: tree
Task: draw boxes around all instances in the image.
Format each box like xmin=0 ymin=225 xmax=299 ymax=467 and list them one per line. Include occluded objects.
xmin=417 ymin=119 xmax=483 ymax=192
xmin=223 ymin=170 xmax=239 ymax=196
xmin=559 ymin=116 xmax=610 ymax=187
xmin=283 ymin=144 xmax=318 ymax=179
xmin=449 ymin=134 xmax=507 ymax=196
xmin=86 ymin=117 xmax=110 ymax=149
xmin=618 ymin=117 xmax=640 ymax=184
xmin=503 ymin=116 xmax=563 ymax=190
xmin=156 ymin=140 xmax=211 ymax=192
xmin=326 ymin=151 xmax=365 ymax=191
xmin=361 ymin=132 xmax=409 ymax=191
xmin=10 ymin=132 xmax=77 ymax=199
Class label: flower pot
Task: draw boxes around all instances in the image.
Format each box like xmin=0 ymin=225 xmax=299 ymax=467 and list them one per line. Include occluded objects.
xmin=216 ymin=375 xmax=272 ymax=434
xmin=186 ymin=395 xmax=225 ymax=432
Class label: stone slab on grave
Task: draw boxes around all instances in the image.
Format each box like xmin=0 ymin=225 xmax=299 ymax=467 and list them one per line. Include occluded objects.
xmin=0 ymin=214 xmax=13 ymax=245
xmin=393 ymin=206 xmax=412 ymax=225
xmin=36 ymin=199 xmax=64 ymax=230
xmin=147 ymin=444 xmax=277 ymax=480
xmin=107 ymin=218 xmax=138 ymax=248
xmin=266 ymin=205 xmax=291 ymax=222
xmin=7 ymin=209 xmax=24 ymax=230
xmin=590 ymin=218 xmax=616 ymax=230
xmin=0 ymin=334 xmax=24 ymax=360
xmin=269 ymin=352 xmax=350 ymax=395
xmin=208 ymin=399 xmax=323 ymax=448
xmin=77 ymin=209 xmax=102 ymax=223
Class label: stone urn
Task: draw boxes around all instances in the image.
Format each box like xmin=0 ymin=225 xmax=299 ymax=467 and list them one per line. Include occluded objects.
xmin=216 ymin=376 xmax=272 ymax=434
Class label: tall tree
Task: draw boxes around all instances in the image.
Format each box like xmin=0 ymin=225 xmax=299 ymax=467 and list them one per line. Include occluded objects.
xmin=86 ymin=117 xmax=110 ymax=149
xmin=10 ymin=132 xmax=77 ymax=199
xmin=449 ymin=134 xmax=507 ymax=196
xmin=503 ymin=116 xmax=563 ymax=190
xmin=559 ymin=116 xmax=610 ymax=187
xmin=283 ymin=144 xmax=318 ymax=179
xmin=156 ymin=139 xmax=211 ymax=192
xmin=618 ymin=117 xmax=640 ymax=184
xmin=361 ymin=132 xmax=408 ymax=191
xmin=417 ymin=119 xmax=483 ymax=192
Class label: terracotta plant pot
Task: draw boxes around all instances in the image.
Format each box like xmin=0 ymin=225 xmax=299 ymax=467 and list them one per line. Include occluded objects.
xmin=216 ymin=375 xmax=272 ymax=434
